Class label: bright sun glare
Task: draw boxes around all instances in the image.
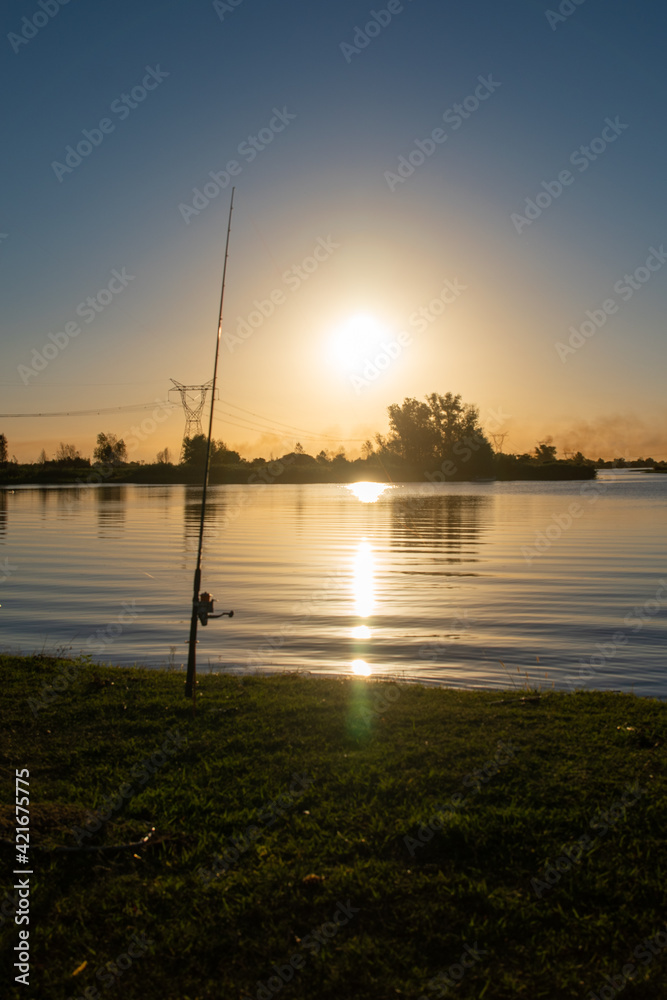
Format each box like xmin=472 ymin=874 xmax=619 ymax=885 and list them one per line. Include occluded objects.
xmin=328 ymin=313 xmax=386 ymax=370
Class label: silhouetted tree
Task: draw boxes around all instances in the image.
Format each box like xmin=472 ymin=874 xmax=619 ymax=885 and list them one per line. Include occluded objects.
xmin=0 ymin=434 xmax=7 ymax=464
xmin=55 ymin=443 xmax=80 ymax=462
xmin=181 ymin=434 xmax=240 ymax=467
xmin=534 ymin=440 xmax=557 ymax=462
xmin=156 ymin=447 xmax=172 ymax=464
xmin=94 ymin=433 xmax=127 ymax=465
xmin=385 ymin=392 xmax=493 ymax=477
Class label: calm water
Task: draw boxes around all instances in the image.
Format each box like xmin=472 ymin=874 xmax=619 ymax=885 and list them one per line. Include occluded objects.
xmin=1 ymin=472 xmax=666 ymax=696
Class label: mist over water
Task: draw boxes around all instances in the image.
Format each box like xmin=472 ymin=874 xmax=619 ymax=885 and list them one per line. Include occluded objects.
xmin=1 ymin=471 xmax=665 ymax=697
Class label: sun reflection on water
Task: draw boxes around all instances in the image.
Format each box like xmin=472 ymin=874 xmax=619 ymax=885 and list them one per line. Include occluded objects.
xmin=350 ymin=539 xmax=376 ymax=676
xmin=351 ymin=625 xmax=372 ymax=640
xmin=346 ymin=482 xmax=392 ymax=504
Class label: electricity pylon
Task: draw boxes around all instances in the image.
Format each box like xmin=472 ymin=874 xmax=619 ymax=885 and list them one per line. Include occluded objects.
xmin=491 ymin=432 xmax=508 ymax=453
xmin=169 ymin=379 xmax=215 ymax=459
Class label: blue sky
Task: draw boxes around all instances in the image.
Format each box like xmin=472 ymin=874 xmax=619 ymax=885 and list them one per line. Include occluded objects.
xmin=1 ymin=0 xmax=666 ymax=461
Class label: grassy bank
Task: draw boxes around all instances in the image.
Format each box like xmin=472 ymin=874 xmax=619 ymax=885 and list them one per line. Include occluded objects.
xmin=1 ymin=655 xmax=666 ymax=999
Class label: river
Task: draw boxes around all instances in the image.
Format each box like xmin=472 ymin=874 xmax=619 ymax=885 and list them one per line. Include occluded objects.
xmin=1 ymin=471 xmax=665 ymax=696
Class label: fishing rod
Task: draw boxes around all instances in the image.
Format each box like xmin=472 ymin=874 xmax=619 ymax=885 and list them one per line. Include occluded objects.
xmin=184 ymin=187 xmax=235 ymax=701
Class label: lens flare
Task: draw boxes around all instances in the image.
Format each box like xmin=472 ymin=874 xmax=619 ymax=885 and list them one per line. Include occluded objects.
xmin=351 ymin=659 xmax=372 ymax=676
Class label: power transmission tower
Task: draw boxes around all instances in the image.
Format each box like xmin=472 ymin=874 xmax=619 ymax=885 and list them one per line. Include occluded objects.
xmin=169 ymin=379 xmax=215 ymax=459
xmin=491 ymin=432 xmax=508 ymax=453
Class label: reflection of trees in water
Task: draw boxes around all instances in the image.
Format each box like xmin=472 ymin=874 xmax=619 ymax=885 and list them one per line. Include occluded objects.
xmin=96 ymin=486 xmax=127 ymax=536
xmin=54 ymin=488 xmax=83 ymax=517
xmin=183 ymin=486 xmax=227 ymax=542
xmin=293 ymin=485 xmax=305 ymax=535
xmin=389 ymin=492 xmax=491 ymax=563
xmin=0 ymin=491 xmax=6 ymax=540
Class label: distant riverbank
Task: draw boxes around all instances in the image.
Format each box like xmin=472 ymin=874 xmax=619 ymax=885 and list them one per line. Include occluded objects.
xmin=0 ymin=457 xmax=596 ymax=487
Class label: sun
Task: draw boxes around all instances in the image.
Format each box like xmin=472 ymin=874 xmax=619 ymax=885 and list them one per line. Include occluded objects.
xmin=327 ymin=313 xmax=387 ymax=370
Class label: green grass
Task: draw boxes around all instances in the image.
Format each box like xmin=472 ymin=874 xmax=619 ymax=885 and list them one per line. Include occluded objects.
xmin=1 ymin=654 xmax=666 ymax=999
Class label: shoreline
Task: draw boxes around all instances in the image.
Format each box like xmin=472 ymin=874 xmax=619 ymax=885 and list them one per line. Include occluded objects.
xmin=7 ymin=648 xmax=664 ymax=701
xmin=0 ymin=460 xmax=597 ymax=488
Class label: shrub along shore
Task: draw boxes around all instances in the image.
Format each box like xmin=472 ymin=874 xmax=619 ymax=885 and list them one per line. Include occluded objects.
xmin=0 ymin=455 xmax=597 ymax=487
xmin=1 ymin=655 xmax=666 ymax=999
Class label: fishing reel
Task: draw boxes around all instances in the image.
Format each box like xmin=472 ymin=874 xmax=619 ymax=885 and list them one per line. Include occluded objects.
xmin=196 ymin=591 xmax=234 ymax=627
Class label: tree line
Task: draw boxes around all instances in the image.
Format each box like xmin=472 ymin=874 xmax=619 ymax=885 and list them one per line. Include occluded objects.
xmin=1 ymin=394 xmax=664 ymax=475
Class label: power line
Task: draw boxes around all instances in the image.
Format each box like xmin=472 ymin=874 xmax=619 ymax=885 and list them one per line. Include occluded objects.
xmin=0 ymin=381 xmax=165 ymax=387
xmin=222 ymin=400 xmax=329 ymax=436
xmin=214 ymin=412 xmax=335 ymax=442
xmin=0 ymin=401 xmax=175 ymax=418
xmin=218 ymin=401 xmax=367 ymax=443
xmin=214 ymin=410 xmax=365 ymax=444
xmin=0 ymin=394 xmax=367 ymax=444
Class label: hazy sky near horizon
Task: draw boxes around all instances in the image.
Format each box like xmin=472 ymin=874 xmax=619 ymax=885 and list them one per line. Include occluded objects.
xmin=2 ymin=0 xmax=666 ymax=462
